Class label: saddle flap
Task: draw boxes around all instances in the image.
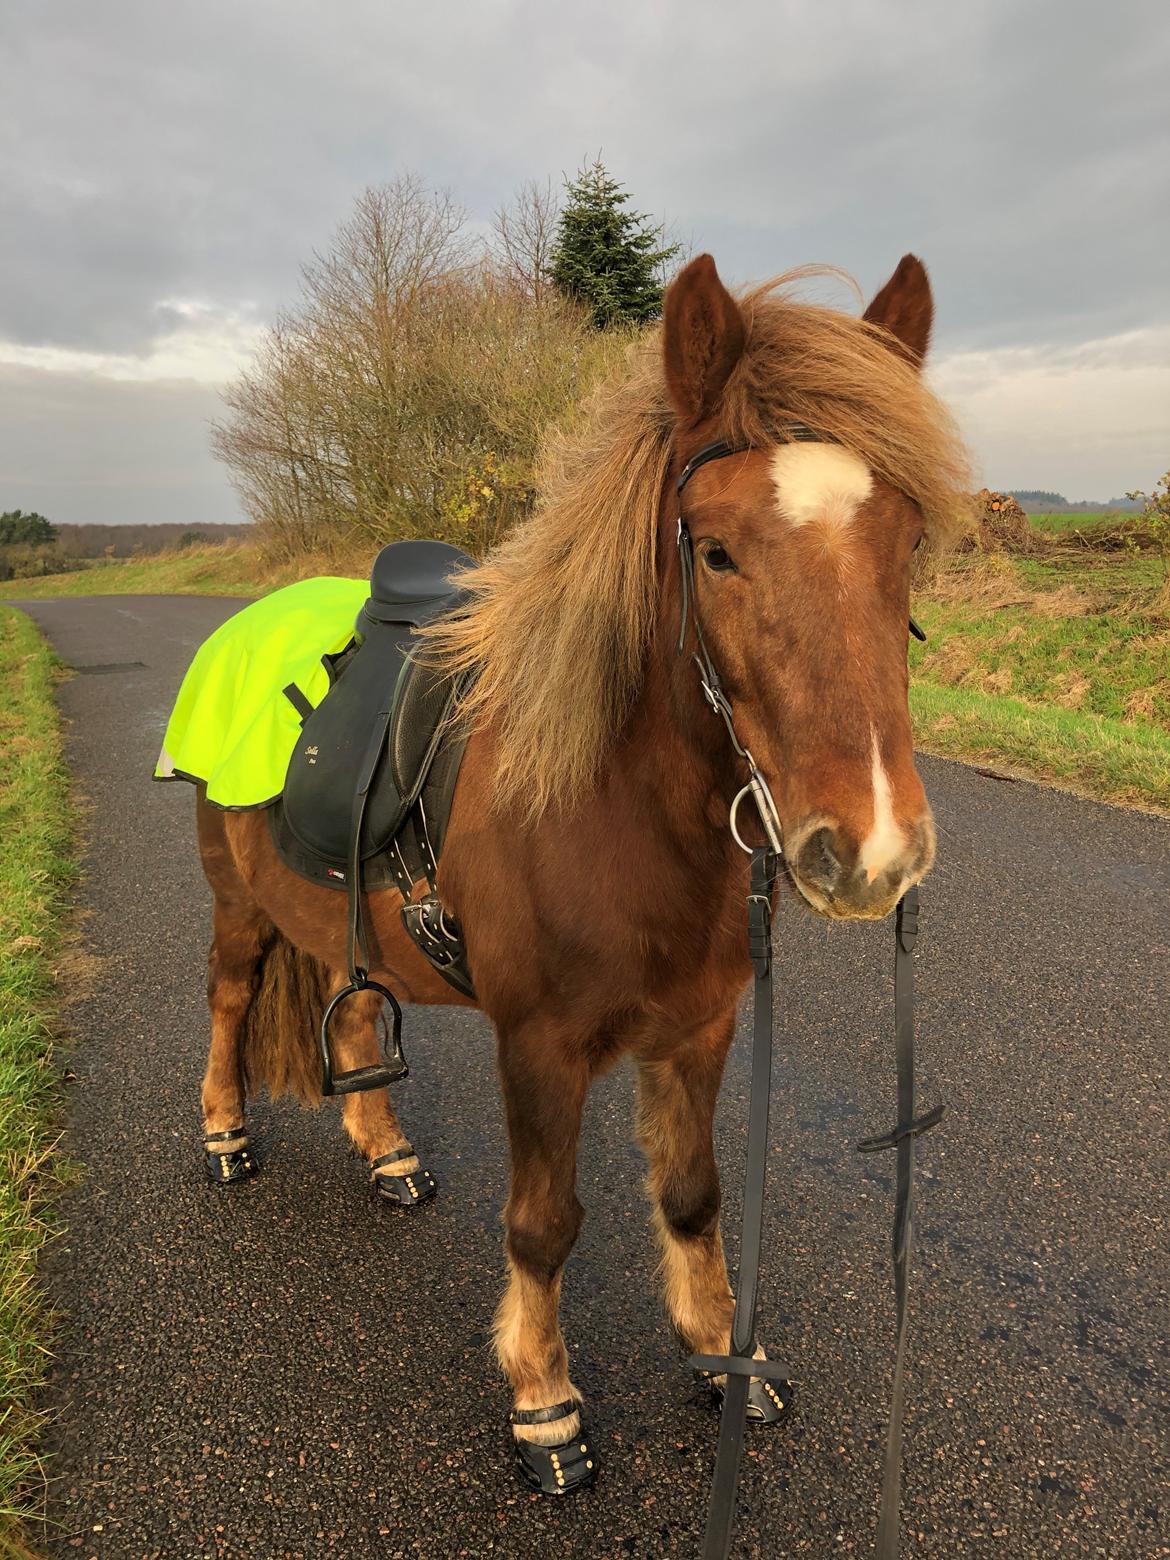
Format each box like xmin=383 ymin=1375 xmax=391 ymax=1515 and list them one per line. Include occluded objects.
xmin=280 ymin=540 xmax=474 ymax=869
xmin=281 ymin=625 xmax=416 ymax=864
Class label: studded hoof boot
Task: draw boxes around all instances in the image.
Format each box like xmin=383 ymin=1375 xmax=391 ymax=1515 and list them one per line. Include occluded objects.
xmin=510 ymin=1400 xmax=597 ymax=1495
xmin=203 ymin=1128 xmax=257 ymax=1186
xmin=698 ymin=1368 xmax=795 ymax=1424
xmin=371 ymin=1146 xmax=437 ymax=1207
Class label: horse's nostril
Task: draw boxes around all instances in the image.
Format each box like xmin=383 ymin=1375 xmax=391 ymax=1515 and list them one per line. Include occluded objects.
xmin=796 ymin=826 xmax=841 ymax=893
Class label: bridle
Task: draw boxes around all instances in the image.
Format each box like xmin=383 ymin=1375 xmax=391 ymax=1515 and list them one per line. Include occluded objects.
xmin=675 ymin=432 xmax=926 ymax=855
xmin=675 ymin=430 xmax=945 ymax=1560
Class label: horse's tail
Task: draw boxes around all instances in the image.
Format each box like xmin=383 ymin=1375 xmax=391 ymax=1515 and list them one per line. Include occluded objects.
xmin=240 ymin=931 xmax=332 ymax=1106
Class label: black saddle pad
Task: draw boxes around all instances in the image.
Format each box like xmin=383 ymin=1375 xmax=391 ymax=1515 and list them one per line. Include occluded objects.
xmin=280 ymin=540 xmax=471 ymax=868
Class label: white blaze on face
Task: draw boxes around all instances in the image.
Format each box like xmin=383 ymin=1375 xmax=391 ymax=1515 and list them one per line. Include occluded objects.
xmin=770 ymin=443 xmax=872 ymax=537
xmin=859 ymin=728 xmax=906 ymax=883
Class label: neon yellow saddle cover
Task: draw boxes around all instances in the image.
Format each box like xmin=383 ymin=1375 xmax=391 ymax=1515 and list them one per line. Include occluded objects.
xmin=154 ymin=576 xmax=368 ymax=808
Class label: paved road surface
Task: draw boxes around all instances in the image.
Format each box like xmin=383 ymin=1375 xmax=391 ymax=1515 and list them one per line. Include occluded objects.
xmin=16 ymin=595 xmax=1170 ymax=1559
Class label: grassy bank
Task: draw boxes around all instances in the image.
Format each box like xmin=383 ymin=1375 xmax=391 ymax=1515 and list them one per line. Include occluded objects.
xmin=908 ymin=546 xmax=1169 ymax=812
xmin=0 ymin=610 xmax=75 ymax=1552
xmin=0 ymin=542 xmax=263 ymax=600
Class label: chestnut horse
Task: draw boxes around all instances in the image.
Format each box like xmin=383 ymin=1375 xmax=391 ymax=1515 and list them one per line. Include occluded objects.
xmin=193 ymin=252 xmax=967 ymax=1492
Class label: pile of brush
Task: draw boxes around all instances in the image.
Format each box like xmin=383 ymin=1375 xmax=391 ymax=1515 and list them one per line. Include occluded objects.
xmin=972 ymin=488 xmax=1033 ymax=551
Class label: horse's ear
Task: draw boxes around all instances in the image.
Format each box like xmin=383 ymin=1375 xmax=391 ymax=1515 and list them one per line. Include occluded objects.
xmin=662 ymin=254 xmax=746 ymax=424
xmin=863 ymin=254 xmax=933 ymax=369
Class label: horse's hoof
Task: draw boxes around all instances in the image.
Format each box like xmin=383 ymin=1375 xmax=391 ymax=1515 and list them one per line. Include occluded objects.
xmin=203 ymin=1134 xmax=257 ymax=1186
xmin=371 ymin=1148 xmax=437 ymax=1208
xmin=701 ymin=1372 xmax=795 ymax=1425
xmin=512 ymin=1428 xmax=597 ymax=1496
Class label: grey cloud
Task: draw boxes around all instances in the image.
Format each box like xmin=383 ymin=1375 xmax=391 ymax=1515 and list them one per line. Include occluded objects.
xmin=2 ymin=0 xmax=1167 ymax=354
xmin=0 ymin=366 xmax=241 ymax=526
xmin=0 ymin=0 xmax=1166 ymax=521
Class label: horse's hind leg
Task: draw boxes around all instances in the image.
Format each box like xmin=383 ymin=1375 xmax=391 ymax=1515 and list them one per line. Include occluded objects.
xmin=495 ymin=1018 xmax=596 ymax=1495
xmin=636 ymin=1014 xmax=793 ymax=1424
xmin=327 ymin=984 xmax=437 ymax=1208
xmin=201 ymin=895 xmax=269 ymax=1184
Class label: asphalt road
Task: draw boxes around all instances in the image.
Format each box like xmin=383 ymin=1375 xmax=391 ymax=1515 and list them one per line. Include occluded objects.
xmin=16 ymin=594 xmax=1170 ymax=1560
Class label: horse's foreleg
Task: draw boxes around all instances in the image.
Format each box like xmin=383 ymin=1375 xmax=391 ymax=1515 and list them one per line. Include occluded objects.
xmin=202 ymin=899 xmax=269 ymax=1184
xmin=327 ymin=983 xmax=436 ymax=1208
xmin=637 ymin=1017 xmax=736 ymax=1356
xmin=494 ymin=1020 xmax=595 ymax=1493
xmin=636 ymin=1016 xmax=792 ymax=1423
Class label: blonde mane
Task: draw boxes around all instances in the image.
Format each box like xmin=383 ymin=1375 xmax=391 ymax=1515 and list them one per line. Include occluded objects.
xmin=422 ymin=271 xmax=971 ymax=819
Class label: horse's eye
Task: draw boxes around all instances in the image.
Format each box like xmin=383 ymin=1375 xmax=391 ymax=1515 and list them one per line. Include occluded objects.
xmin=703 ymin=544 xmax=735 ymax=573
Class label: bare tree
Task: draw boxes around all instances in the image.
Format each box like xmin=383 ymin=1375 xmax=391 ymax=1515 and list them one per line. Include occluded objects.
xmin=491 ymin=178 xmax=559 ymax=304
xmin=213 ymin=176 xmax=631 ymax=564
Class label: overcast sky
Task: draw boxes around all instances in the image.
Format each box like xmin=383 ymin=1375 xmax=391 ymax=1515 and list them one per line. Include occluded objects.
xmin=1 ymin=0 xmax=1167 ymax=527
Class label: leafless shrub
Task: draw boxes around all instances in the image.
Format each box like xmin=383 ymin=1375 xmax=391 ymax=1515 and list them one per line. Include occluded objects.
xmin=213 ymin=177 xmax=631 ymax=563
xmin=491 ymin=179 xmax=559 ymax=304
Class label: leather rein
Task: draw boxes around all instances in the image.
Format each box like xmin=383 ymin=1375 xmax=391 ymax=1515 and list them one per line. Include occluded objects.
xmin=674 ymin=432 xmax=945 ymax=1560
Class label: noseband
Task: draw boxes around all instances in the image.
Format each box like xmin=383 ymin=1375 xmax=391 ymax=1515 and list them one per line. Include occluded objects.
xmin=675 ymin=430 xmax=945 ymax=1560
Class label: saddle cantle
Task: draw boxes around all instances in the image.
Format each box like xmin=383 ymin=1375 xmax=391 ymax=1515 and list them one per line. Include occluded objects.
xmin=272 ymin=539 xmax=476 ymax=1009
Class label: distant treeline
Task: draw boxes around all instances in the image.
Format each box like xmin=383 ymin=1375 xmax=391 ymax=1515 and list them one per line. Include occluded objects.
xmin=0 ymin=521 xmax=251 ymax=581
xmin=1008 ymin=490 xmax=1142 ymax=514
xmin=51 ymin=522 xmax=250 ymax=557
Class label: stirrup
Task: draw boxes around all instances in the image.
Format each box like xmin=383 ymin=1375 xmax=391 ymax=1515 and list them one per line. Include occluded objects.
xmin=510 ymin=1400 xmax=597 ymax=1495
xmin=319 ymin=977 xmax=408 ymax=1096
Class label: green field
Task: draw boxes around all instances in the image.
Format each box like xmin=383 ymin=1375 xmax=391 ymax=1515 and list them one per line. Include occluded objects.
xmin=0 ymin=611 xmax=75 ymax=1552
xmin=1026 ymin=510 xmax=1138 ymax=536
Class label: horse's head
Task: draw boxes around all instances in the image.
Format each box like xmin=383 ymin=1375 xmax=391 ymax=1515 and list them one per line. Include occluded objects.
xmin=663 ymin=254 xmax=944 ymax=920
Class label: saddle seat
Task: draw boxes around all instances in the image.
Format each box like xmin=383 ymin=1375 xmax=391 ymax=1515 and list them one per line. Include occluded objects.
xmin=273 ymin=539 xmax=476 ymax=1001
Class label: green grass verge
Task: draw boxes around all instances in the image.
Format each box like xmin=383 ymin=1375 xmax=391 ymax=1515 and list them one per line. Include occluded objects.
xmin=910 ymin=680 xmax=1170 ymax=813
xmin=909 ymin=554 xmax=1170 ymax=812
xmin=0 ymin=610 xmax=76 ymax=1554
xmin=0 ymin=543 xmax=260 ymax=600
xmin=910 ymin=597 xmax=1170 ymax=727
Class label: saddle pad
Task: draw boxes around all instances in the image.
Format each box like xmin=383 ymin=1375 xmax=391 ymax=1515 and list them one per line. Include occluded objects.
xmin=154 ymin=576 xmax=367 ymax=808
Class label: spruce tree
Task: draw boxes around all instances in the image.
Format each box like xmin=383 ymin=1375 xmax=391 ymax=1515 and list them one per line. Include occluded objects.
xmin=0 ymin=509 xmax=56 ymax=545
xmin=549 ymin=161 xmax=680 ymax=328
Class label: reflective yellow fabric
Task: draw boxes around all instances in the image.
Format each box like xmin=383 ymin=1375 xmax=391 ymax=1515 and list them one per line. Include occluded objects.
xmin=154 ymin=576 xmax=368 ymax=808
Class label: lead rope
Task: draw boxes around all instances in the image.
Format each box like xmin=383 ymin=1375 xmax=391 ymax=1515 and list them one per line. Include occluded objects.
xmin=676 ymin=438 xmax=944 ymax=1559
xmin=694 ymin=845 xmax=789 ymax=1559
xmin=699 ymin=870 xmax=941 ymax=1560
xmin=856 ymin=887 xmax=945 ymax=1557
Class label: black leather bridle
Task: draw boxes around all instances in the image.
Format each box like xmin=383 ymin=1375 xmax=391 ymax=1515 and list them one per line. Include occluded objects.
xmin=675 ymin=431 xmax=945 ymax=1560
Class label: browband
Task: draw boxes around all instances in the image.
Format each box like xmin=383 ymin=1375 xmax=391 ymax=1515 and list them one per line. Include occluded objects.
xmin=675 ymin=427 xmax=927 ymax=647
xmin=675 ymin=423 xmax=820 ymax=495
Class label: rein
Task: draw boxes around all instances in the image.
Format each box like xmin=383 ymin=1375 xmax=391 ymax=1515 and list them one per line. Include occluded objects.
xmin=675 ymin=433 xmax=945 ymax=1559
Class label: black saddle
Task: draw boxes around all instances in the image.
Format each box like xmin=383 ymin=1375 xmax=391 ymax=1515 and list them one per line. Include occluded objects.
xmin=271 ymin=539 xmax=477 ymax=1093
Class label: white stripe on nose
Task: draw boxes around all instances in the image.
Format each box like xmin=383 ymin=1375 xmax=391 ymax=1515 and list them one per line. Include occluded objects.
xmin=859 ymin=729 xmax=906 ymax=883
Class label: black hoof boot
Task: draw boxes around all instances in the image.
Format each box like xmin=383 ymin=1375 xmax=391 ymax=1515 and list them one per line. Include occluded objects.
xmin=371 ymin=1146 xmax=437 ymax=1208
xmin=700 ymin=1371 xmax=795 ymax=1425
xmin=510 ymin=1400 xmax=597 ymax=1496
xmin=203 ymin=1130 xmax=257 ymax=1186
